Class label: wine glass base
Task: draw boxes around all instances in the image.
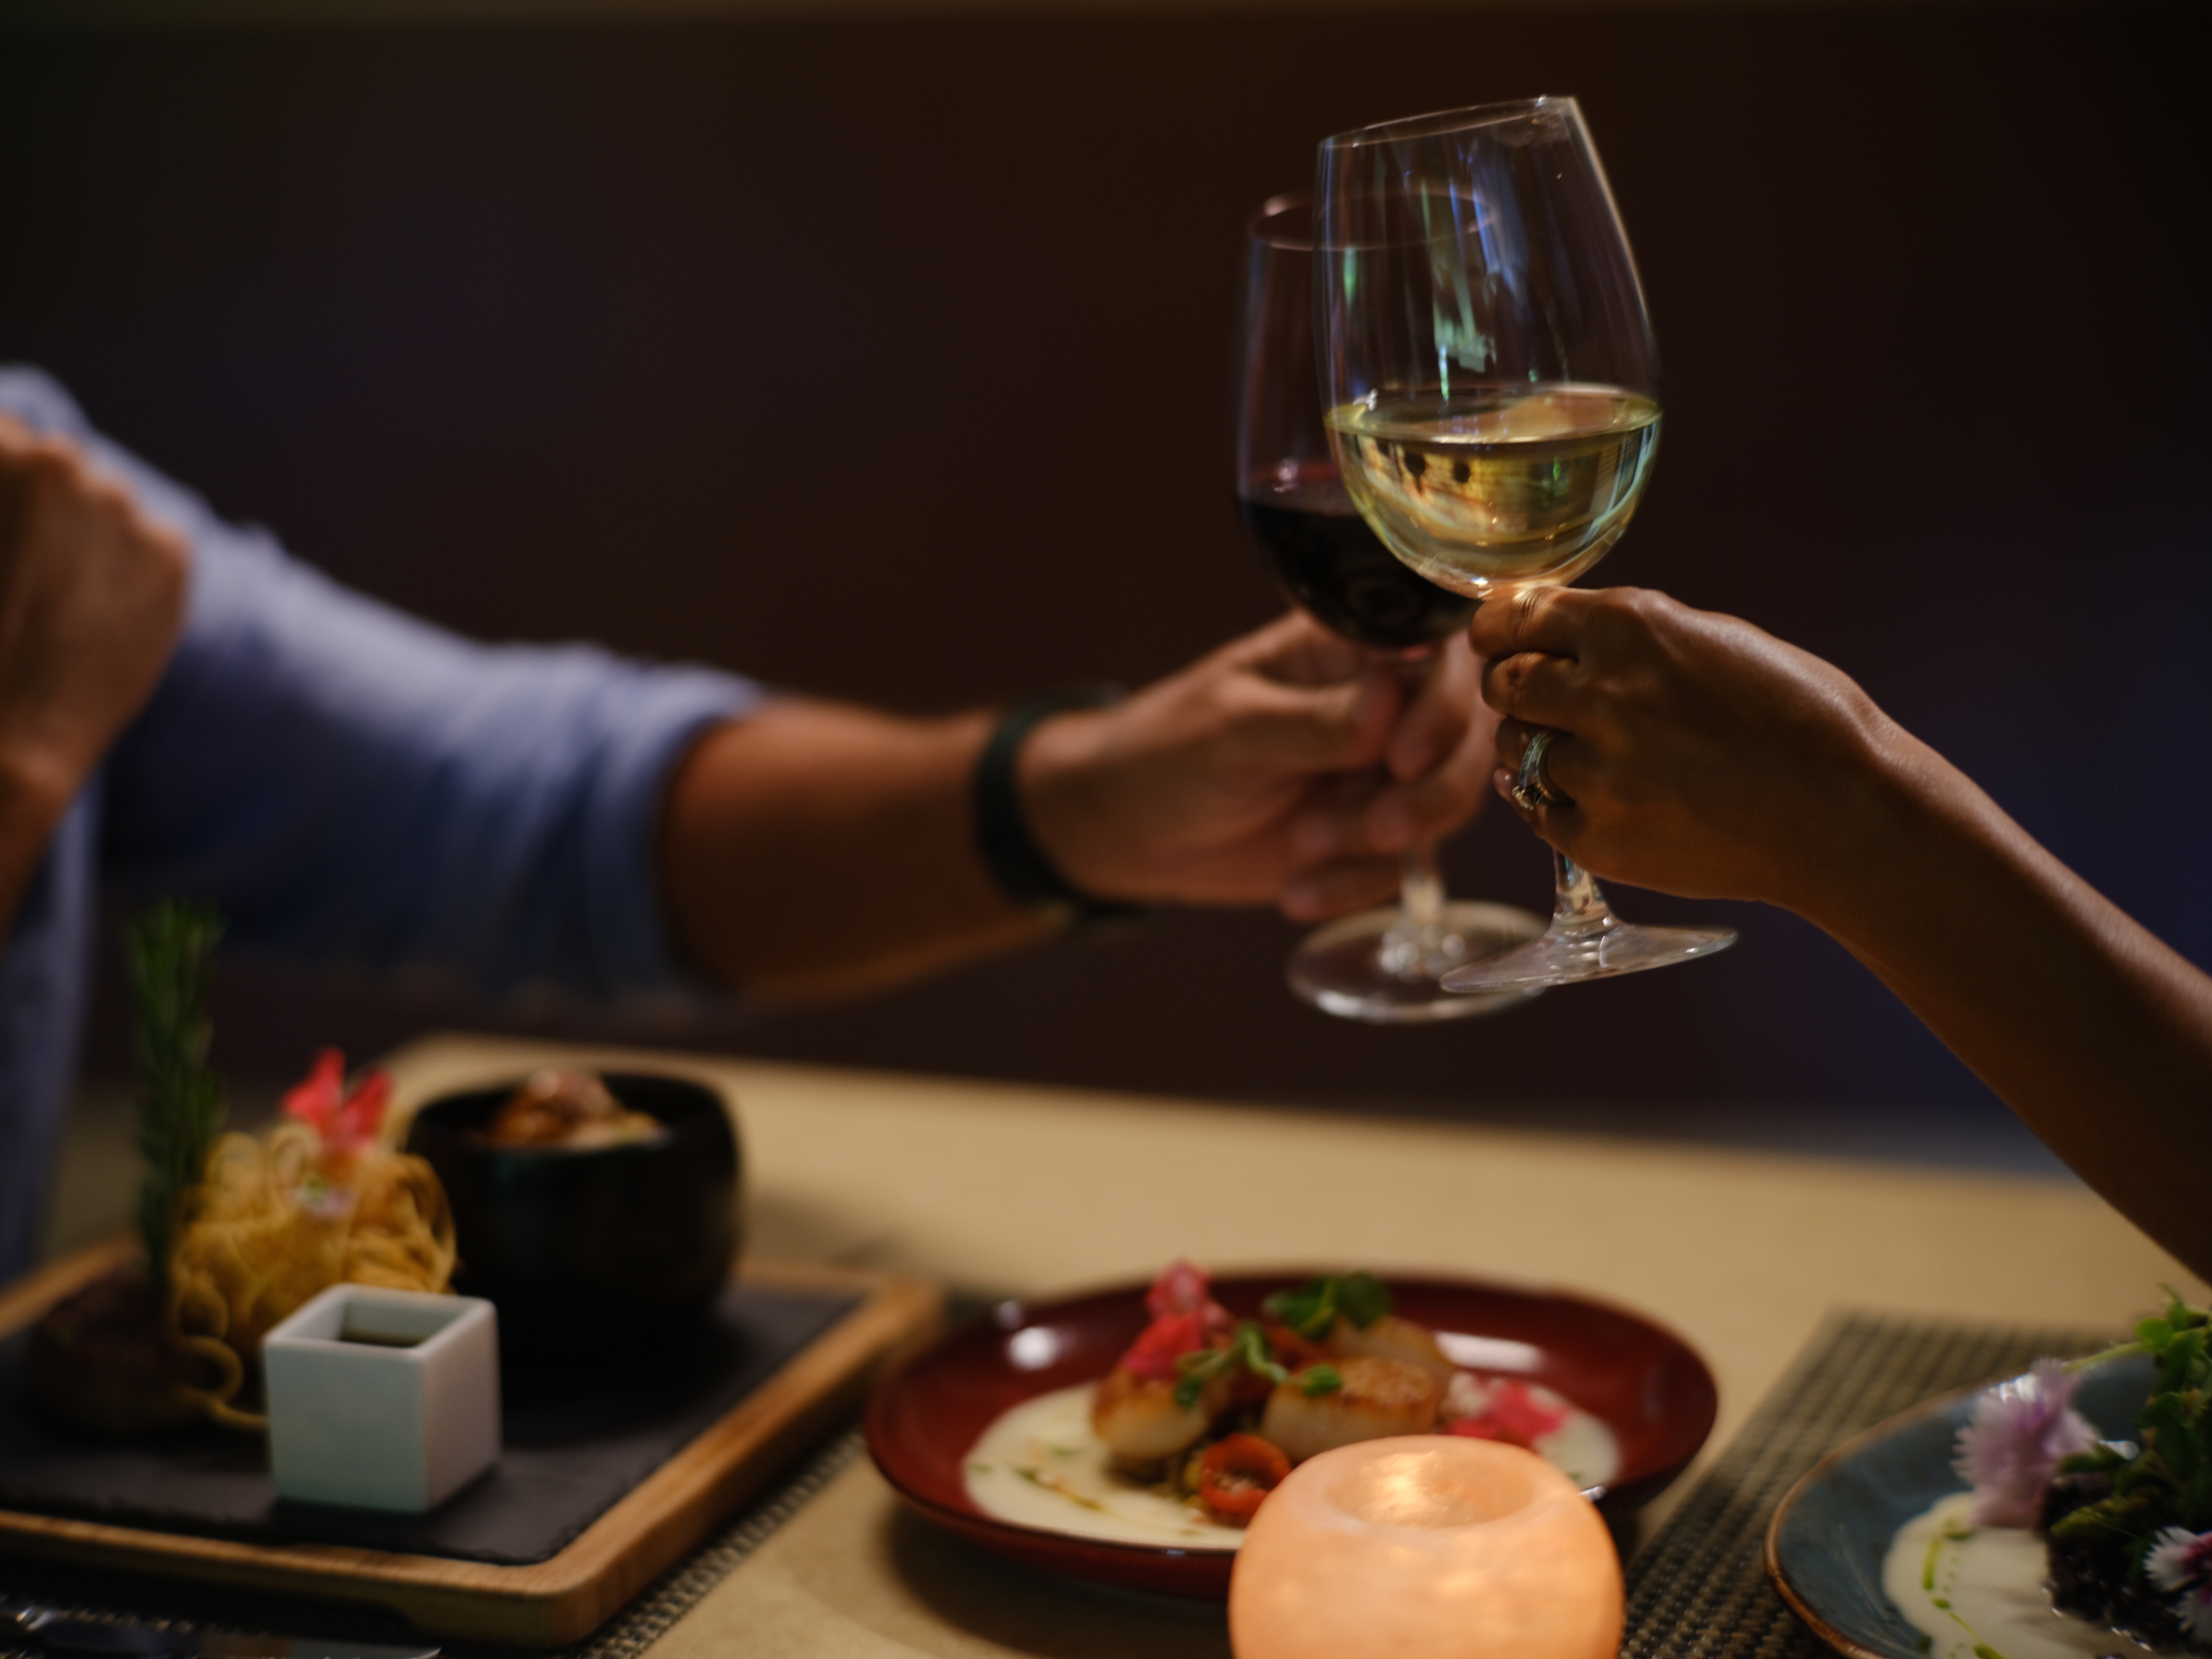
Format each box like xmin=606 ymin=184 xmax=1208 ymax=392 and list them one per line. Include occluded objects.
xmin=1438 ymin=919 xmax=1736 ymax=993
xmin=1289 ymin=901 xmax=1548 ymax=1023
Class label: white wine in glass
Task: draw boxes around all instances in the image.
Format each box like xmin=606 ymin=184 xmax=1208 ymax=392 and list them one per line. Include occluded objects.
xmin=1314 ymin=97 xmax=1736 ymax=992
xmin=1330 ymin=387 xmax=1661 ymax=598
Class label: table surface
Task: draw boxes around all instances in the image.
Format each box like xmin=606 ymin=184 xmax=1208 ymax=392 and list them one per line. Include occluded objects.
xmin=382 ymin=1033 xmax=2209 ymax=1659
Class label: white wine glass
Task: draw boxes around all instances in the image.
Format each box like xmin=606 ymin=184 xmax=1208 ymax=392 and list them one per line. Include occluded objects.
xmin=1235 ymin=195 xmax=1544 ymax=1021
xmin=1314 ymin=97 xmax=1736 ymax=990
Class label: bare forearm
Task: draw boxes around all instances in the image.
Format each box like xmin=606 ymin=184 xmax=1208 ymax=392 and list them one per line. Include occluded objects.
xmin=659 ymin=700 xmax=1050 ymax=1007
xmin=1478 ymin=587 xmax=2212 ymax=1278
xmin=1797 ymin=737 xmax=2212 ymax=1278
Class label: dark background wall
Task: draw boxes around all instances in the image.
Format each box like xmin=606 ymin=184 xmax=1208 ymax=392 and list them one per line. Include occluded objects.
xmin=2 ymin=4 xmax=2204 ymax=1149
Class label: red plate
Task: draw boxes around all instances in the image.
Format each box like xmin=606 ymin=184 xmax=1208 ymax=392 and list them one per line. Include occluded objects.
xmin=866 ymin=1270 xmax=1717 ymax=1597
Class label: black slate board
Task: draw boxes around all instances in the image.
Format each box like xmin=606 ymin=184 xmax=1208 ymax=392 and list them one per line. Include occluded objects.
xmin=0 ymin=1282 xmax=858 ymax=1567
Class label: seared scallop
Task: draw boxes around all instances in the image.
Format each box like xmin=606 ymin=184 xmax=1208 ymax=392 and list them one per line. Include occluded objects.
xmin=1091 ymin=1365 xmax=1227 ymax=1464
xmin=1258 ymin=1355 xmax=1444 ymax=1463
xmin=1326 ymin=1313 xmax=1455 ymax=1387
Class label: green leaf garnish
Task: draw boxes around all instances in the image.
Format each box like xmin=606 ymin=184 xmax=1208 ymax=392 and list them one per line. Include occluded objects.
xmin=1262 ymin=1272 xmax=1393 ymax=1340
xmin=1337 ymin=1272 xmax=1391 ymax=1330
xmin=1170 ymin=1321 xmax=1289 ymax=1410
xmin=1299 ymin=1365 xmax=1344 ymax=1397
xmin=2046 ymin=1292 xmax=2212 ymax=1553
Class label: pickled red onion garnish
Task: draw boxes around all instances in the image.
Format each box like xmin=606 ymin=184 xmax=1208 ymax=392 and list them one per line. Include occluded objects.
xmin=1447 ymin=1378 xmax=1571 ymax=1447
xmin=1118 ymin=1259 xmax=1235 ymax=1381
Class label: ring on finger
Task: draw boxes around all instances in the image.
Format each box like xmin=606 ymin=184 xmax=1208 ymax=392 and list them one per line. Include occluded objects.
xmin=1510 ymin=727 xmax=1575 ymax=812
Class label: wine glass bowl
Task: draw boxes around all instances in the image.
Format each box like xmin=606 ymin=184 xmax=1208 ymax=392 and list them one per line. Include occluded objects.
xmin=1314 ymin=99 xmax=1736 ymax=991
xmin=1330 ymin=385 xmax=1661 ymax=603
xmin=1237 ymin=457 xmax=1479 ymax=652
xmin=1236 ymin=197 xmax=1480 ymax=656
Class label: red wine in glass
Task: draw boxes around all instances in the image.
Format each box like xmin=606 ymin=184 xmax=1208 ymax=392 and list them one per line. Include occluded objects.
xmin=1239 ymin=460 xmax=1476 ymax=655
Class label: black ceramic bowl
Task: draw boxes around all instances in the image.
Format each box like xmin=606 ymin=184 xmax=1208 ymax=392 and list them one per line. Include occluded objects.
xmin=403 ymin=1072 xmax=742 ymax=1352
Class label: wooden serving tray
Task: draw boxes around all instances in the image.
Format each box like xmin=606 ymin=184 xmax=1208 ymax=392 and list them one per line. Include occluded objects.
xmin=0 ymin=1240 xmax=940 ymax=1647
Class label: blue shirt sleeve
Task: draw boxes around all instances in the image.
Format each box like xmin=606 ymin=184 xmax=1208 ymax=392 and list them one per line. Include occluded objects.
xmin=3 ymin=365 xmax=764 ymax=1001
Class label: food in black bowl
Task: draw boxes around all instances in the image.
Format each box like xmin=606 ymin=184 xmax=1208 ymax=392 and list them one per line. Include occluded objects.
xmin=403 ymin=1070 xmax=741 ymax=1354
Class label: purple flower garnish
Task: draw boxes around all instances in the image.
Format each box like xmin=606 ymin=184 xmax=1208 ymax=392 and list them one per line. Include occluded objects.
xmin=2147 ymin=1527 xmax=2212 ymax=1645
xmin=1951 ymin=1359 xmax=2098 ymax=1527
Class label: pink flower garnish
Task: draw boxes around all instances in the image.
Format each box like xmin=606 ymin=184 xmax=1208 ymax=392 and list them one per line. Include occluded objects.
xmin=1446 ymin=1378 xmax=1569 ymax=1447
xmin=1951 ymin=1359 xmax=2098 ymax=1527
xmin=281 ymin=1048 xmax=392 ymax=1154
xmin=2147 ymin=1528 xmax=2212 ymax=1645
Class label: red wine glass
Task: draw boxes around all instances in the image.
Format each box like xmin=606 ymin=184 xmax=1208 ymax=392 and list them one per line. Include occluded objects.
xmin=1235 ymin=194 xmax=1543 ymax=1022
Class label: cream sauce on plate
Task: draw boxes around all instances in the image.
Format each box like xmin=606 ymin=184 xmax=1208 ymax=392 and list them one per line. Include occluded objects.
xmin=963 ymin=1378 xmax=1621 ymax=1548
xmin=1883 ymin=1494 xmax=2156 ymax=1659
xmin=964 ymin=1384 xmax=1247 ymax=1547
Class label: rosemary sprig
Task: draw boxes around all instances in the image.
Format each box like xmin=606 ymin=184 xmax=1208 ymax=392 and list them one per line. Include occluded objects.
xmin=128 ymin=901 xmax=225 ymax=1295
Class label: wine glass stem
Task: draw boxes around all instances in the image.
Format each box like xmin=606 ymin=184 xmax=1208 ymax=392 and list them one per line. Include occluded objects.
xmin=1372 ymin=845 xmax=1455 ymax=982
xmin=1399 ymin=847 xmax=1446 ymax=935
xmin=1552 ymin=851 xmax=1618 ymax=935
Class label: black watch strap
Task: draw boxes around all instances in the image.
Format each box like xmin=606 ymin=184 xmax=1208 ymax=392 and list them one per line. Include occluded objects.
xmin=972 ymin=686 xmax=1151 ymax=935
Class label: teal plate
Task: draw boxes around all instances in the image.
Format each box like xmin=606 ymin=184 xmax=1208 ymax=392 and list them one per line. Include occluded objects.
xmin=1763 ymin=1355 xmax=2152 ymax=1659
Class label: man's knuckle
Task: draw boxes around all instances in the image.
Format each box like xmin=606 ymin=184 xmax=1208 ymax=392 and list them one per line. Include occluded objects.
xmin=18 ymin=450 xmax=70 ymax=498
xmin=151 ymin=534 xmax=190 ymax=594
xmin=1212 ymin=677 xmax=1267 ymax=729
xmin=84 ymin=474 xmax=137 ymax=516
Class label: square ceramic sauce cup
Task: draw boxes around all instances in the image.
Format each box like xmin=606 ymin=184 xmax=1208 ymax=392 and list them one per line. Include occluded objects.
xmin=263 ymin=1284 xmax=501 ymax=1512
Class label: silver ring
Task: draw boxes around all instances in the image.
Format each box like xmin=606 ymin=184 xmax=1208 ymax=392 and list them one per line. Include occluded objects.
xmin=1511 ymin=727 xmax=1575 ymax=812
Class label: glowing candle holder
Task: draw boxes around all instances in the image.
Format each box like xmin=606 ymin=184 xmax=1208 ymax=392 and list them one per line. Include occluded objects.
xmin=1228 ymin=1437 xmax=1622 ymax=1659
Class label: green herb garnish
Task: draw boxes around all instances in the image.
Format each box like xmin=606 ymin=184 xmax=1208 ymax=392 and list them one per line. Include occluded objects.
xmin=128 ymin=901 xmax=225 ymax=1296
xmin=1262 ymin=1272 xmax=1392 ymax=1340
xmin=1299 ymin=1364 xmax=1344 ymax=1398
xmin=2052 ymin=1292 xmax=2211 ymax=1540
xmin=2038 ymin=1293 xmax=2212 ymax=1652
xmin=1172 ymin=1321 xmax=1288 ymax=1410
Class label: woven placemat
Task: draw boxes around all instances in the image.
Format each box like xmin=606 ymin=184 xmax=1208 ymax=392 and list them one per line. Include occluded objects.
xmin=1622 ymin=1309 xmax=2116 ymax=1659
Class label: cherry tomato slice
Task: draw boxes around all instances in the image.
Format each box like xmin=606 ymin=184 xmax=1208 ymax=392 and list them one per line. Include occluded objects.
xmin=1198 ymin=1433 xmax=1292 ymax=1521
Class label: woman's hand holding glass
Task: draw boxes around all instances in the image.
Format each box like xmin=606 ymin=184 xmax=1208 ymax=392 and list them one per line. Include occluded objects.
xmin=1472 ymin=585 xmax=1908 ymax=912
